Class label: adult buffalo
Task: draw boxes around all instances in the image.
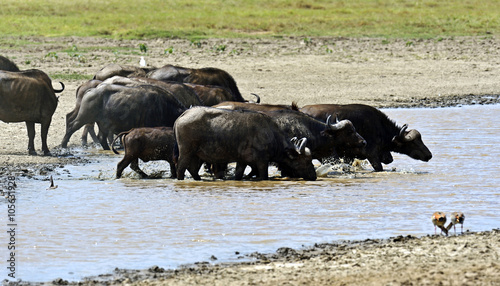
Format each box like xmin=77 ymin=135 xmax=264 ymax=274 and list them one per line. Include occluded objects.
xmin=61 ymin=83 xmax=186 ymax=150
xmin=174 ymin=106 xmax=317 ymax=181
xmin=147 ymin=64 xmax=248 ymax=102
xmin=214 ymin=103 xmax=366 ymax=161
xmin=112 ymin=127 xmax=177 ymax=179
xmin=0 ymin=55 xmax=20 ymax=71
xmin=0 ymin=69 xmax=64 ymax=155
xmin=300 ymin=104 xmax=432 ymax=171
xmin=93 ymin=64 xmax=156 ymax=81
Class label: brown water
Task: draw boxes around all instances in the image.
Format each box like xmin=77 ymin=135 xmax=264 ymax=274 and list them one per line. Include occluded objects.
xmin=2 ymin=105 xmax=499 ymax=282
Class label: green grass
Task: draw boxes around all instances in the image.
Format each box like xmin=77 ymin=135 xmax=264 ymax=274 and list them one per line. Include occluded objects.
xmin=0 ymin=0 xmax=498 ymax=39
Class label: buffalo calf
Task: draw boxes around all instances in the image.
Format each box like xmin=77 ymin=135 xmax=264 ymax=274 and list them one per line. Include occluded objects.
xmin=112 ymin=127 xmax=177 ymax=179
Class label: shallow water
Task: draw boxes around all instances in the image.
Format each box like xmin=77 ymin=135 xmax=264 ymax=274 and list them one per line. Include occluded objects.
xmin=1 ymin=105 xmax=499 ymax=282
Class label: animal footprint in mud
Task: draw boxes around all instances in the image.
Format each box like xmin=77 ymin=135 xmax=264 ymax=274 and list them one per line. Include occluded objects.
xmin=431 ymin=211 xmax=448 ymax=236
xmin=446 ymin=212 xmax=465 ymax=234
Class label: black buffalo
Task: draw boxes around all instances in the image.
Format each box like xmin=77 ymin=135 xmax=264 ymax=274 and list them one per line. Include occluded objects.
xmin=300 ymin=104 xmax=432 ymax=171
xmin=174 ymin=106 xmax=317 ymax=181
xmin=215 ymin=103 xmax=366 ymax=161
xmin=112 ymin=127 xmax=177 ymax=179
xmin=0 ymin=69 xmax=64 ymax=155
xmin=62 ymin=83 xmax=186 ymax=150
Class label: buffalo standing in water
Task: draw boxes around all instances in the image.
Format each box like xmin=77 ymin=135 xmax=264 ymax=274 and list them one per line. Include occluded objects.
xmin=300 ymin=104 xmax=432 ymax=171
xmin=174 ymin=106 xmax=317 ymax=181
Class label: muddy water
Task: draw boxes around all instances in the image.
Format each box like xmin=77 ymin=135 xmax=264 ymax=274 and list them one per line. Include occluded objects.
xmin=3 ymin=105 xmax=500 ymax=282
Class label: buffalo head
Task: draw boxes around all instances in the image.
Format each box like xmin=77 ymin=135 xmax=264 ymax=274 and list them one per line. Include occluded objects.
xmin=281 ymin=137 xmax=317 ymax=181
xmin=322 ymin=115 xmax=367 ymax=155
xmin=392 ymin=124 xmax=432 ymax=162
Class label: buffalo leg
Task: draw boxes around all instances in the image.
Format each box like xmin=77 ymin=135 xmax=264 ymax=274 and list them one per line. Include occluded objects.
xmin=187 ymin=159 xmax=202 ymax=180
xmin=81 ymin=123 xmax=99 ymax=146
xmin=234 ymin=163 xmax=247 ymax=180
xmin=177 ymin=150 xmax=202 ymax=180
xmin=255 ymin=161 xmax=269 ymax=180
xmin=40 ymin=119 xmax=52 ymax=156
xmin=25 ymin=121 xmax=37 ymax=156
xmin=212 ymin=163 xmax=227 ymax=179
xmin=176 ymin=154 xmax=190 ymax=180
xmin=62 ymin=119 xmax=88 ymax=148
xmin=168 ymin=162 xmax=177 ymax=179
xmin=368 ymin=157 xmax=384 ymax=172
xmin=116 ymin=155 xmax=133 ymax=178
xmin=130 ymin=159 xmax=149 ymax=178
xmin=96 ymin=124 xmax=110 ymax=150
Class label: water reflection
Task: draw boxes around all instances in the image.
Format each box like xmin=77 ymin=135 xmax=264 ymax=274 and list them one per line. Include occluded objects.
xmin=3 ymin=105 xmax=499 ymax=282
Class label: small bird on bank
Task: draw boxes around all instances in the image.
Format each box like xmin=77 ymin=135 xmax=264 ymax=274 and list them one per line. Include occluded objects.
xmin=446 ymin=212 xmax=465 ymax=234
xmin=431 ymin=211 xmax=448 ymax=236
xmin=140 ymin=56 xmax=146 ymax=67
xmin=47 ymin=175 xmax=58 ymax=190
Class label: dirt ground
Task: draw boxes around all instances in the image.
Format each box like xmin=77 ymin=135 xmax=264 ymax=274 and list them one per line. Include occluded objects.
xmin=1 ymin=36 xmax=499 ymax=285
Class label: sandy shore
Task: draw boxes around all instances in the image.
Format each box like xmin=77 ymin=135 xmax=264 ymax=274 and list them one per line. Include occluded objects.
xmin=1 ymin=36 xmax=499 ymax=285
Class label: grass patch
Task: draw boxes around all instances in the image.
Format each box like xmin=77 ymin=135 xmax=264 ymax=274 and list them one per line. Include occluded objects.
xmin=0 ymin=0 xmax=498 ymax=39
xmin=49 ymin=72 xmax=92 ymax=81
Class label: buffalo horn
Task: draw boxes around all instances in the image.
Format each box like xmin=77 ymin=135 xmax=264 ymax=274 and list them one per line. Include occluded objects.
xmin=295 ymin=137 xmax=308 ymax=155
xmin=399 ymin=124 xmax=408 ymax=138
xmin=329 ymin=119 xmax=349 ymax=131
xmin=404 ymin=129 xmax=420 ymax=142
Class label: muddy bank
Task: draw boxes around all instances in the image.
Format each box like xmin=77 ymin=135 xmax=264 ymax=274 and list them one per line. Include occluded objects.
xmin=11 ymin=229 xmax=499 ymax=285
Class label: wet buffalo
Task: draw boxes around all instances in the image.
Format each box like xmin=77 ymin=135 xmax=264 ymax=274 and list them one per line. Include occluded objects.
xmin=300 ymin=104 xmax=432 ymax=171
xmin=62 ymin=83 xmax=186 ymax=150
xmin=215 ymin=103 xmax=365 ymax=161
xmin=174 ymin=106 xmax=317 ymax=181
xmin=112 ymin=127 xmax=176 ymax=179
xmin=0 ymin=69 xmax=64 ymax=155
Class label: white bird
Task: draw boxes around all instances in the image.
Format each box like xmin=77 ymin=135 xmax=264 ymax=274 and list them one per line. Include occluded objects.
xmin=140 ymin=56 xmax=146 ymax=67
xmin=47 ymin=176 xmax=58 ymax=190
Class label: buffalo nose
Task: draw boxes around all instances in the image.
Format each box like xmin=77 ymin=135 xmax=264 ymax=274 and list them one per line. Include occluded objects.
xmin=424 ymin=153 xmax=433 ymax=161
xmin=361 ymin=139 xmax=367 ymax=147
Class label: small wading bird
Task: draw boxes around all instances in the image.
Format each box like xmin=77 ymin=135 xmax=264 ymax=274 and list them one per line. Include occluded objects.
xmin=140 ymin=56 xmax=146 ymax=67
xmin=431 ymin=212 xmax=448 ymax=236
xmin=46 ymin=175 xmax=58 ymax=190
xmin=447 ymin=212 xmax=465 ymax=234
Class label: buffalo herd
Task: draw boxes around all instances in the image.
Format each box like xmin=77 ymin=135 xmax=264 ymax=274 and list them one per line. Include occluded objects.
xmin=0 ymin=55 xmax=432 ymax=180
